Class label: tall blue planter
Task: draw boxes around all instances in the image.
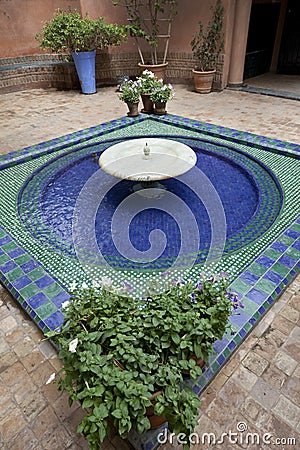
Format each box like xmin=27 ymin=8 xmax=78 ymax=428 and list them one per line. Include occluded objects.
xmin=71 ymin=50 xmax=96 ymax=94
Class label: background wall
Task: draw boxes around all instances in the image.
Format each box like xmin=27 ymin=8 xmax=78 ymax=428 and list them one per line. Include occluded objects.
xmin=0 ymin=0 xmax=222 ymax=59
xmin=0 ymin=0 xmax=231 ymax=90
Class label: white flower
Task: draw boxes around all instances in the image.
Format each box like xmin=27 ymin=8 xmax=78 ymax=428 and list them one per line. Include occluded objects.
xmin=46 ymin=372 xmax=56 ymax=385
xmin=91 ymin=280 xmax=100 ymax=288
xmin=69 ymin=281 xmax=77 ymax=291
xmin=68 ymin=338 xmax=78 ymax=353
xmin=100 ymin=276 xmax=113 ymax=287
xmin=61 ymin=300 xmax=70 ymax=310
xmin=81 ymin=282 xmax=89 ymax=289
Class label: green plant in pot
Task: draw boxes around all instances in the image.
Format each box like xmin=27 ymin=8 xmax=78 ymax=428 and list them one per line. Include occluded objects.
xmin=118 ymin=78 xmax=142 ymax=116
xmin=149 ymin=80 xmax=175 ymax=115
xmin=35 ymin=9 xmax=127 ymax=94
xmin=140 ymin=273 xmax=241 ymax=369
xmin=112 ymin=0 xmax=177 ymax=79
xmin=136 ymin=69 xmax=161 ymax=113
xmin=45 ymin=273 xmax=242 ymax=449
xmin=190 ymin=0 xmax=224 ymax=93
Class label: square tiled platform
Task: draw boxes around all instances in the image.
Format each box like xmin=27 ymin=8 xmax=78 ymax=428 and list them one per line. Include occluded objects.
xmin=0 ymin=113 xmax=299 ymax=449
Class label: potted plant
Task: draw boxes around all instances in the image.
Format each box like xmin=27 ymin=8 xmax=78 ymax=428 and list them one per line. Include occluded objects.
xmin=112 ymin=0 xmax=178 ymax=80
xmin=149 ymin=80 xmax=175 ymax=115
xmin=136 ymin=69 xmax=161 ymax=113
xmin=118 ymin=78 xmax=142 ymax=116
xmin=45 ymin=273 xmax=243 ymax=449
xmin=35 ymin=9 xmax=127 ymax=94
xmin=190 ymin=0 xmax=224 ymax=93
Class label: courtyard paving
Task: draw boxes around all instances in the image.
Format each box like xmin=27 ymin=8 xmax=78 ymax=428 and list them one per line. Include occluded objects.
xmin=0 ymin=81 xmax=299 ymax=449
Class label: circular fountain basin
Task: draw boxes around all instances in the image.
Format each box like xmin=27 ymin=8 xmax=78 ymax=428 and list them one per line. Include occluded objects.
xmin=18 ymin=137 xmax=282 ymax=270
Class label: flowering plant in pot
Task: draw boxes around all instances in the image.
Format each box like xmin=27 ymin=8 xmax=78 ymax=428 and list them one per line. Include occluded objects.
xmin=190 ymin=0 xmax=224 ymax=93
xmin=118 ymin=79 xmax=142 ymax=116
xmin=45 ymin=273 xmax=242 ymax=449
xmin=136 ymin=69 xmax=160 ymax=113
xmin=149 ymin=80 xmax=175 ymax=114
xmin=35 ymin=9 xmax=128 ymax=94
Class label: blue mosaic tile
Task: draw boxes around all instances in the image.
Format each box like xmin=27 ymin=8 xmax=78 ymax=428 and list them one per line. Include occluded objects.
xmin=27 ymin=292 xmax=49 ymax=309
xmin=8 ymin=247 xmax=26 ymax=258
xmin=20 ymin=260 xmax=40 ymax=273
xmin=246 ymin=288 xmax=269 ymax=305
xmin=35 ymin=275 xmax=55 ymax=289
xmin=239 ymin=270 xmax=260 ymax=285
xmin=12 ymin=275 xmax=32 ymax=289
xmin=255 ymin=255 xmax=275 ymax=268
xmin=263 ymin=269 xmax=284 ymax=284
xmin=278 ymin=254 xmax=298 ymax=268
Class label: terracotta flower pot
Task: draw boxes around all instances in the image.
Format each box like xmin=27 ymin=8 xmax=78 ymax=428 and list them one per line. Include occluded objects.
xmin=126 ymin=101 xmax=139 ymax=117
xmin=192 ymin=69 xmax=216 ymax=93
xmin=182 ymin=355 xmax=207 ymax=375
xmin=138 ymin=62 xmax=168 ymax=82
xmin=146 ymin=391 xmax=167 ymax=429
xmin=141 ymin=93 xmax=154 ymax=114
xmin=154 ymin=101 xmax=167 ymax=115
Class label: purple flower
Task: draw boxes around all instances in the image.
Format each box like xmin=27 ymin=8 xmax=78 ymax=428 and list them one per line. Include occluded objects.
xmin=196 ymin=281 xmax=203 ymax=291
xmin=122 ymin=281 xmax=133 ymax=292
xmin=189 ymin=292 xmax=196 ymax=302
xmin=161 ymin=271 xmax=171 ymax=278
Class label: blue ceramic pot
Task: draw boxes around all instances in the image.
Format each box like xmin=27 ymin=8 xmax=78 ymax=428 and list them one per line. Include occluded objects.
xmin=71 ymin=50 xmax=96 ymax=94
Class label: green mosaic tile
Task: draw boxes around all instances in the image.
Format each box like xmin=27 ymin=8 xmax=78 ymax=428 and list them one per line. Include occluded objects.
xmin=241 ymin=297 xmax=259 ymax=316
xmin=264 ymin=248 xmax=281 ymax=261
xmin=6 ymin=267 xmax=24 ymax=282
xmin=291 ymin=223 xmax=300 ymax=232
xmin=28 ymin=267 xmax=47 ymax=282
xmin=248 ymin=262 xmax=268 ymax=277
xmin=285 ymin=247 xmax=300 ymax=261
xmin=278 ymin=234 xmax=295 ymax=246
xmin=233 ymin=334 xmax=242 ymax=345
xmin=36 ymin=301 xmax=57 ymax=319
xmin=0 ymin=230 xmax=7 ymax=238
xmin=255 ymin=278 xmax=276 ymax=295
xmin=43 ymin=282 xmax=65 ymax=299
xmin=272 ymin=262 xmax=291 ymax=277
xmin=222 ymin=347 xmax=231 ymax=358
xmin=244 ymin=322 xmax=252 ymax=332
xmin=2 ymin=241 xmax=18 ymax=252
xmin=14 ymin=254 xmax=32 ymax=265
xmin=19 ymin=283 xmax=40 ymax=300
xmin=253 ymin=311 xmax=261 ymax=320
xmin=229 ymin=279 xmax=251 ymax=295
xmin=0 ymin=254 xmax=10 ymax=265
xmin=211 ymin=361 xmax=220 ymax=373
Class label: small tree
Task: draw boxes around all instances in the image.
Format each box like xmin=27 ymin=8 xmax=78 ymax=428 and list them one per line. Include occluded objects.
xmin=35 ymin=9 xmax=127 ymax=54
xmin=190 ymin=0 xmax=224 ymax=72
xmin=113 ymin=0 xmax=177 ymax=65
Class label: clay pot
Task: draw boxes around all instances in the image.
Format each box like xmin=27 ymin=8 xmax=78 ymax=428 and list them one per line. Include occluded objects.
xmin=138 ymin=62 xmax=168 ymax=82
xmin=154 ymin=101 xmax=167 ymax=115
xmin=146 ymin=391 xmax=167 ymax=429
xmin=192 ymin=69 xmax=216 ymax=93
xmin=182 ymin=355 xmax=206 ymax=375
xmin=141 ymin=93 xmax=154 ymax=114
xmin=126 ymin=101 xmax=139 ymax=117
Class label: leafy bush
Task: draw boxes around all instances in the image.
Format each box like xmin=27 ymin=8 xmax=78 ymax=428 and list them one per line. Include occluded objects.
xmin=35 ymin=9 xmax=127 ymax=54
xmin=46 ymin=273 xmax=242 ymax=449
